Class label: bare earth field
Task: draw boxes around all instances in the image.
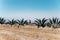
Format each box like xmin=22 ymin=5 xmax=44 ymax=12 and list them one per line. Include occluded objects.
xmin=0 ymin=24 xmax=60 ymax=40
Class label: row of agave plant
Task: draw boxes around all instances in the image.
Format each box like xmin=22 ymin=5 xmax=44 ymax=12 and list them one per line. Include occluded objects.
xmin=0 ymin=17 xmax=60 ymax=28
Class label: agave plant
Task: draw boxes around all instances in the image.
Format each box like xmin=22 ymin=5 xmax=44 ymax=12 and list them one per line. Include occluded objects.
xmin=6 ymin=19 xmax=17 ymax=27
xmin=28 ymin=20 xmax=32 ymax=24
xmin=47 ymin=17 xmax=60 ymax=28
xmin=24 ymin=20 xmax=29 ymax=25
xmin=17 ymin=19 xmax=26 ymax=28
xmin=34 ymin=18 xmax=47 ymax=28
xmin=24 ymin=20 xmax=32 ymax=25
xmin=17 ymin=19 xmax=32 ymax=28
xmin=0 ymin=17 xmax=6 ymax=24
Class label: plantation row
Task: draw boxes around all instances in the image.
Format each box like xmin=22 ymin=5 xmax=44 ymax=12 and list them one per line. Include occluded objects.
xmin=0 ymin=17 xmax=60 ymax=28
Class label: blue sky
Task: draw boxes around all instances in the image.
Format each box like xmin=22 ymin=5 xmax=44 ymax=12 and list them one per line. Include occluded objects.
xmin=0 ymin=0 xmax=60 ymax=19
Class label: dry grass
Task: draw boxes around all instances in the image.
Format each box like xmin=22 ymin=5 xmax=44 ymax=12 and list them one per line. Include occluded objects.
xmin=0 ymin=24 xmax=60 ymax=40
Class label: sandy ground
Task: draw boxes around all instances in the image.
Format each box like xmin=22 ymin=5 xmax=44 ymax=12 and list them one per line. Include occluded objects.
xmin=0 ymin=24 xmax=60 ymax=40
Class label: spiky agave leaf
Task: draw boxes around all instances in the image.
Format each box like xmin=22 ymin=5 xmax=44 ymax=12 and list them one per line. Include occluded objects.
xmin=17 ymin=18 xmax=25 ymax=26
xmin=48 ymin=17 xmax=59 ymax=28
xmin=52 ymin=17 xmax=58 ymax=24
xmin=28 ymin=20 xmax=32 ymax=25
xmin=0 ymin=17 xmax=6 ymax=24
xmin=16 ymin=19 xmax=21 ymax=28
xmin=24 ymin=20 xmax=28 ymax=25
xmin=34 ymin=18 xmax=47 ymax=28
xmin=29 ymin=20 xmax=31 ymax=23
xmin=17 ymin=19 xmax=21 ymax=25
xmin=49 ymin=18 xmax=52 ymax=24
xmin=41 ymin=18 xmax=47 ymax=27
xmin=35 ymin=19 xmax=41 ymax=28
xmin=46 ymin=18 xmax=53 ymax=27
xmin=6 ymin=19 xmax=17 ymax=25
xmin=20 ymin=19 xmax=24 ymax=24
xmin=58 ymin=21 xmax=60 ymax=24
xmin=24 ymin=20 xmax=32 ymax=25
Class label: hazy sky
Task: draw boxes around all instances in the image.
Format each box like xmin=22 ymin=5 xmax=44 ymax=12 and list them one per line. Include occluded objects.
xmin=0 ymin=0 xmax=60 ymax=19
